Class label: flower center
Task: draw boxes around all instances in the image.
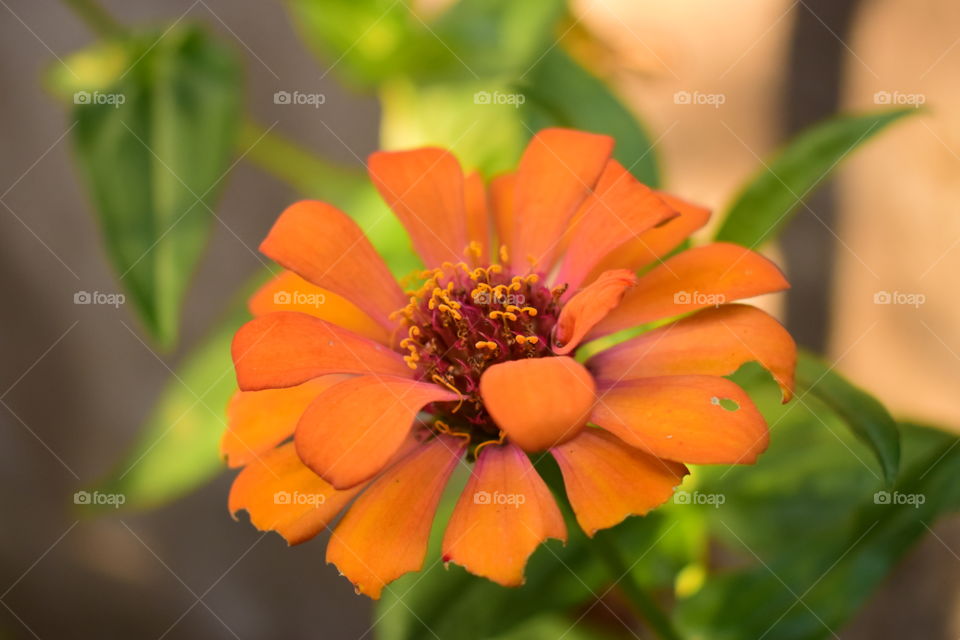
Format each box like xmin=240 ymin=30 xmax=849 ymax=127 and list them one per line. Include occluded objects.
xmin=395 ymin=256 xmax=566 ymax=451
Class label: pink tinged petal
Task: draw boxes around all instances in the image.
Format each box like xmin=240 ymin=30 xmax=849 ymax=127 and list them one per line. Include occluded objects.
xmin=326 ymin=435 xmax=466 ymax=599
xmin=294 ymin=375 xmax=457 ymax=490
xmin=259 ymin=200 xmax=406 ymax=332
xmin=479 ymin=356 xmax=596 ymax=452
xmin=441 ymin=443 xmax=566 ymax=587
xmin=551 ymin=429 xmax=688 ymax=536
xmin=232 ymin=312 xmax=412 ymax=391
xmin=555 ymin=160 xmax=678 ymax=291
xmin=369 ymin=148 xmax=468 ymax=268
xmin=511 ymin=129 xmax=614 ymax=271
xmin=588 ymin=304 xmax=796 ymax=401
xmin=553 ymin=269 xmax=637 ymax=355
xmin=588 ymin=243 xmax=790 ymax=340
xmin=592 ymin=375 xmax=769 ymax=465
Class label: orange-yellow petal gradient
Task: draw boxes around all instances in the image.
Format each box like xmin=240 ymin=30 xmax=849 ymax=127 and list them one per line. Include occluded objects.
xmin=589 ymin=192 xmax=711 ymax=279
xmin=326 ymin=435 xmax=466 ymax=599
xmin=464 ymin=171 xmax=490 ymax=265
xmin=248 ymin=271 xmax=390 ymax=345
xmin=588 ymin=304 xmax=796 ymax=401
xmin=555 ymin=161 xmax=677 ymax=291
xmin=588 ymin=243 xmax=790 ymax=339
xmin=441 ymin=443 xmax=566 ymax=586
xmin=228 ymin=442 xmax=360 ymax=545
xmin=511 ymin=129 xmax=613 ymax=270
xmin=232 ymin=312 xmax=411 ymax=391
xmin=592 ymin=375 xmax=769 ymax=465
xmin=369 ymin=148 xmax=468 ymax=268
xmin=222 ymin=375 xmax=349 ymax=468
xmin=489 ymin=172 xmax=515 ymax=260
xmin=294 ymin=376 xmax=457 ymax=489
xmin=259 ymin=200 xmax=406 ymax=331
xmin=551 ymin=429 xmax=688 ymax=536
xmin=480 ymin=356 xmax=595 ymax=451
xmin=553 ymin=269 xmax=637 ymax=356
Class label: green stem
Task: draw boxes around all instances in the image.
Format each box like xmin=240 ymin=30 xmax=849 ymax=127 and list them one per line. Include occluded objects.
xmin=62 ymin=0 xmax=124 ymax=38
xmin=595 ymin=538 xmax=683 ymax=640
xmin=237 ymin=119 xmax=368 ymax=209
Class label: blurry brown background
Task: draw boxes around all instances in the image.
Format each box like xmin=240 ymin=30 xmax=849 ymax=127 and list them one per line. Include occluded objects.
xmin=1 ymin=0 xmax=958 ymax=638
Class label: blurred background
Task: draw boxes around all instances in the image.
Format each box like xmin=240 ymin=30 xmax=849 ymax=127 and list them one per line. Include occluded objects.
xmin=1 ymin=0 xmax=958 ymax=637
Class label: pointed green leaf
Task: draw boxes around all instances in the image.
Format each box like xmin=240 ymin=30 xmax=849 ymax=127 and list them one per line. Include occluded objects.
xmin=715 ymin=108 xmax=917 ymax=247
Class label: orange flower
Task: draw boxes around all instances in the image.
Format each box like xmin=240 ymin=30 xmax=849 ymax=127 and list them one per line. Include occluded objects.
xmin=225 ymin=128 xmax=796 ymax=598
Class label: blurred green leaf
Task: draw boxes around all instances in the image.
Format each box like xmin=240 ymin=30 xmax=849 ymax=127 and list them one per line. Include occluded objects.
xmin=714 ymin=108 xmax=917 ymax=248
xmin=72 ymin=25 xmax=241 ymax=349
xmin=675 ymin=364 xmax=960 ymax=640
xmin=94 ymin=288 xmax=255 ymax=510
xmin=520 ymin=48 xmax=660 ymax=187
xmin=796 ymin=351 xmax=900 ymax=485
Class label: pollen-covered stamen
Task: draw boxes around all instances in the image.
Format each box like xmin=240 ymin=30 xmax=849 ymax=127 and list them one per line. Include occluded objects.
xmin=395 ymin=252 xmax=562 ymax=453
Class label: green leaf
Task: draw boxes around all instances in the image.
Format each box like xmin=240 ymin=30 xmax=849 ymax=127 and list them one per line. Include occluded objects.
xmin=72 ymin=25 xmax=241 ymax=349
xmin=675 ymin=364 xmax=960 ymax=640
xmin=93 ymin=285 xmax=256 ymax=510
xmin=796 ymin=351 xmax=900 ymax=485
xmin=519 ymin=48 xmax=660 ymax=187
xmin=714 ymin=108 xmax=917 ymax=248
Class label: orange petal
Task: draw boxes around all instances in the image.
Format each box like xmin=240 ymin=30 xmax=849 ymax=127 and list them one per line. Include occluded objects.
xmin=551 ymin=429 xmax=688 ymax=536
xmin=464 ymin=171 xmax=490 ymax=265
xmin=232 ymin=311 xmax=411 ymax=391
xmin=260 ymin=200 xmax=406 ymax=332
xmin=592 ymin=375 xmax=769 ymax=465
xmin=511 ymin=129 xmax=613 ymax=270
xmin=327 ymin=435 xmax=466 ymax=599
xmin=249 ymin=271 xmax=391 ymax=345
xmin=294 ymin=376 xmax=457 ymax=489
xmin=588 ymin=243 xmax=790 ymax=339
xmin=369 ymin=148 xmax=468 ymax=267
xmin=588 ymin=304 xmax=796 ymax=401
xmin=489 ymin=172 xmax=515 ymax=261
xmin=555 ymin=161 xmax=677 ymax=291
xmin=441 ymin=443 xmax=566 ymax=586
xmin=589 ymin=191 xmax=711 ymax=279
xmin=480 ymin=356 xmax=596 ymax=451
xmin=228 ymin=442 xmax=360 ymax=545
xmin=222 ymin=375 xmax=350 ymax=468
xmin=553 ymin=269 xmax=637 ymax=356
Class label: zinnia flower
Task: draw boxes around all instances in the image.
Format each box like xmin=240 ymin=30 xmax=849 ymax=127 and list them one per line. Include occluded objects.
xmin=225 ymin=128 xmax=796 ymax=598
